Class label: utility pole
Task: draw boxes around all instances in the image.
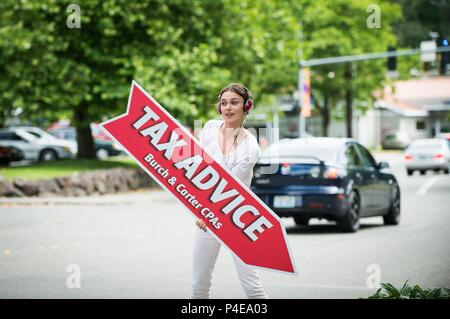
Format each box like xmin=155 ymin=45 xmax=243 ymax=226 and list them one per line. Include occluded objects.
xmin=344 ymin=64 xmax=353 ymax=138
xmin=298 ymin=49 xmax=305 ymax=138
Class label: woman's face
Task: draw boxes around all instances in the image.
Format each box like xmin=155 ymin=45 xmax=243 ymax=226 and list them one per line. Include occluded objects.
xmin=219 ymin=90 xmax=245 ymax=127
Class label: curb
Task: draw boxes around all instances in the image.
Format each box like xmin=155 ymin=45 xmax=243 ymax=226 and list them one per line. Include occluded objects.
xmin=0 ymin=189 xmax=169 ymax=206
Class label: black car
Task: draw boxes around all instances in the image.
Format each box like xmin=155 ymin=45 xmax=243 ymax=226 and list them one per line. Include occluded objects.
xmin=0 ymin=145 xmax=24 ymax=164
xmin=250 ymin=138 xmax=401 ymax=232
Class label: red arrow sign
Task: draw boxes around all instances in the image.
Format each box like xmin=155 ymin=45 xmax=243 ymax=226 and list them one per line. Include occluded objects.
xmin=101 ymin=81 xmax=297 ymax=275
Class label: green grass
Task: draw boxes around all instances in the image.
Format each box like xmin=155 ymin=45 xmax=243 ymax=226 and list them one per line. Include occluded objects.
xmin=0 ymin=156 xmax=138 ymax=181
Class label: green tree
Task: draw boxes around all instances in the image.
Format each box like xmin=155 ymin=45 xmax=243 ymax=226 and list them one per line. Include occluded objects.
xmin=294 ymin=0 xmax=401 ymax=136
xmin=0 ymin=0 xmax=302 ymax=158
xmin=393 ymin=0 xmax=450 ymax=48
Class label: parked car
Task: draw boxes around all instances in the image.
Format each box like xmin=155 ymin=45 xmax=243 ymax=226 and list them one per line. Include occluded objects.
xmin=0 ymin=145 xmax=24 ymax=164
xmin=381 ymin=130 xmax=411 ymax=150
xmin=16 ymin=126 xmax=78 ymax=153
xmin=48 ymin=127 xmax=124 ymax=159
xmin=0 ymin=127 xmax=76 ymax=162
xmin=404 ymin=138 xmax=450 ymax=175
xmin=250 ymin=138 xmax=401 ymax=232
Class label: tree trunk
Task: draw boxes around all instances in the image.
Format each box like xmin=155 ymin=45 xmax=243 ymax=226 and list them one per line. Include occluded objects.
xmin=0 ymin=109 xmax=5 ymax=128
xmin=345 ymin=65 xmax=353 ymax=138
xmin=311 ymin=92 xmax=330 ymax=138
xmin=74 ymin=107 xmax=96 ymax=159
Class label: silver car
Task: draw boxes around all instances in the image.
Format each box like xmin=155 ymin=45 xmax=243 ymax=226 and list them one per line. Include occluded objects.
xmin=404 ymin=138 xmax=450 ymax=175
xmin=0 ymin=127 xmax=76 ymax=162
xmin=382 ymin=130 xmax=411 ymax=150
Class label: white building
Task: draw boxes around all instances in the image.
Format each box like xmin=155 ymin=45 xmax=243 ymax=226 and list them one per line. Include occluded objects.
xmin=359 ymin=76 xmax=450 ymax=149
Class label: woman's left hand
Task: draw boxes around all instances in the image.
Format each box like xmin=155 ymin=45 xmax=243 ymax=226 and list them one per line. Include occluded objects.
xmin=196 ymin=219 xmax=207 ymax=231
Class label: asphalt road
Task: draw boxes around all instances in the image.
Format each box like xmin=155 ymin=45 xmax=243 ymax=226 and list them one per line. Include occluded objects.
xmin=0 ymin=152 xmax=449 ymax=298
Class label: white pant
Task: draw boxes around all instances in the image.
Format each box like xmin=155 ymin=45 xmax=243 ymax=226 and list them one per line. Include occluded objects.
xmin=191 ymin=228 xmax=269 ymax=299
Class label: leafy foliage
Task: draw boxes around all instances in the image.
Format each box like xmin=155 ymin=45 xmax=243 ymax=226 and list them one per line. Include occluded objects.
xmin=368 ymin=281 xmax=450 ymax=299
xmin=292 ymin=0 xmax=402 ymax=135
xmin=1 ymin=0 xmax=430 ymax=154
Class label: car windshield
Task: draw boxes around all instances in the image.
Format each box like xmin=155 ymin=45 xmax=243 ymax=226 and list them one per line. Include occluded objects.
xmin=20 ymin=128 xmax=59 ymax=141
xmin=15 ymin=130 xmax=37 ymax=141
xmin=26 ymin=131 xmax=42 ymax=138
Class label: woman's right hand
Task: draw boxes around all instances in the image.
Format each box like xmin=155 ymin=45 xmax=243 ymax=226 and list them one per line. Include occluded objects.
xmin=196 ymin=219 xmax=207 ymax=231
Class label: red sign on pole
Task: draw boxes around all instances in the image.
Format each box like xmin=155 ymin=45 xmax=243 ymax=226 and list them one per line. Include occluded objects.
xmin=300 ymin=68 xmax=311 ymax=118
xmin=101 ymin=81 xmax=297 ymax=275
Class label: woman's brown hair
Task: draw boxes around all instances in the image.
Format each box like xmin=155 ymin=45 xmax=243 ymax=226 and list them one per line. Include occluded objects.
xmin=218 ymin=83 xmax=253 ymax=103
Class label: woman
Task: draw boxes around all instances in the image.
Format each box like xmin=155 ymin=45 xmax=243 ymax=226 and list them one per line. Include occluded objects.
xmin=192 ymin=83 xmax=269 ymax=299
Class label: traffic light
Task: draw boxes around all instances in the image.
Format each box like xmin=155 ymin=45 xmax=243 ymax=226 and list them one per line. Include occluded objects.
xmin=387 ymin=46 xmax=397 ymax=71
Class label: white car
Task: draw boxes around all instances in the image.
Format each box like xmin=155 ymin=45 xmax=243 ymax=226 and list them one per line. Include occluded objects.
xmin=0 ymin=127 xmax=77 ymax=162
xmin=404 ymin=138 xmax=450 ymax=175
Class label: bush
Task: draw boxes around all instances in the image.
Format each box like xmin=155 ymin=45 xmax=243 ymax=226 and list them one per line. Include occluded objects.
xmin=367 ymin=281 xmax=450 ymax=299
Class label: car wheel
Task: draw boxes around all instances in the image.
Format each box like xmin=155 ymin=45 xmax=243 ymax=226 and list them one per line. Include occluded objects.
xmin=96 ymin=148 xmax=109 ymax=160
xmin=444 ymin=168 xmax=449 ymax=175
xmin=293 ymin=216 xmax=309 ymax=226
xmin=406 ymin=169 xmax=413 ymax=176
xmin=337 ymin=191 xmax=360 ymax=233
xmin=383 ymin=184 xmax=400 ymax=225
xmin=39 ymin=149 xmax=58 ymax=162
xmin=420 ymin=170 xmax=426 ymax=175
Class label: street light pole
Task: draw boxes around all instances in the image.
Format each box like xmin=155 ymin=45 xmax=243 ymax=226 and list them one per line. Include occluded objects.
xmin=298 ymin=49 xmax=305 ymax=138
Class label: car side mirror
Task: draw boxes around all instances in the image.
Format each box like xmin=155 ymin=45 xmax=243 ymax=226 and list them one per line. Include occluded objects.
xmin=377 ymin=161 xmax=390 ymax=170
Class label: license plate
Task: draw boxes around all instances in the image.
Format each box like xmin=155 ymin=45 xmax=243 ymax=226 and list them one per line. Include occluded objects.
xmin=274 ymin=195 xmax=296 ymax=208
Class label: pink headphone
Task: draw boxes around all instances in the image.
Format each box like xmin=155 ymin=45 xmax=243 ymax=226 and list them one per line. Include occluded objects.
xmin=217 ymin=87 xmax=254 ymax=114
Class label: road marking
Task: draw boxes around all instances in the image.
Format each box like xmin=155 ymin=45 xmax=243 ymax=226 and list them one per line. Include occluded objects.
xmin=417 ymin=176 xmax=440 ymax=195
